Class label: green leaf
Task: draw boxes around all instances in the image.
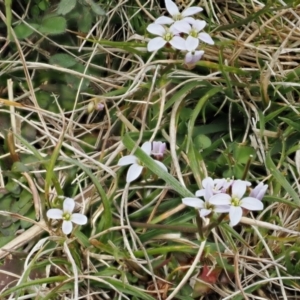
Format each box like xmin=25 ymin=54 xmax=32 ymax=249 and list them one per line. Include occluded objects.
xmin=57 ymin=0 xmax=76 ymax=15
xmin=39 ymin=16 xmax=67 ymax=35
xmin=194 ymin=134 xmax=211 ymax=150
xmin=11 ymin=162 xmax=30 ymax=173
xmin=49 ymin=54 xmax=77 ymax=68
xmin=187 ymin=87 xmax=223 ymax=151
xmin=90 ymin=0 xmax=106 ymax=15
xmin=14 ymin=23 xmax=38 ymax=39
xmin=78 ymin=6 xmax=93 ymax=33
xmin=266 ymin=152 xmax=300 ymax=206
xmin=233 ymin=144 xmax=256 ymax=164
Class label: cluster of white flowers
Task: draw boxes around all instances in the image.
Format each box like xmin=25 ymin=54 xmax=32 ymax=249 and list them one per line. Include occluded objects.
xmin=147 ymin=0 xmax=214 ymax=65
xmin=182 ymin=177 xmax=267 ymax=227
xmin=117 ymin=141 xmax=167 ymax=183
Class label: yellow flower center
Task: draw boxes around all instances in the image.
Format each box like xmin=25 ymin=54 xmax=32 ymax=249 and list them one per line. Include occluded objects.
xmin=63 ymin=212 xmax=71 ymax=221
xmin=164 ymin=32 xmax=173 ymax=42
xmin=231 ymin=197 xmax=240 ymax=207
xmin=190 ymin=29 xmax=198 ymax=38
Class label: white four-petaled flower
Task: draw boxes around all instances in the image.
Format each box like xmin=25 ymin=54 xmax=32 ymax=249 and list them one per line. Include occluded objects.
xmin=209 ymin=180 xmax=264 ymax=227
xmin=183 ymin=183 xmax=229 ymax=218
xmin=147 ymin=23 xmax=186 ymax=52
xmin=155 ymin=0 xmax=203 ymax=26
xmin=47 ymin=197 xmax=87 ymax=235
xmin=118 ymin=142 xmax=168 ymax=183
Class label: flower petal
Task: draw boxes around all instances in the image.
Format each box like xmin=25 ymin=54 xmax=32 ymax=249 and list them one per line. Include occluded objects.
xmin=204 ymin=184 xmax=213 ymax=201
xmin=147 ymin=37 xmax=166 ymax=51
xmin=154 ymin=159 xmax=168 ymax=172
xmin=185 ymin=35 xmax=199 ymax=51
xmin=250 ymin=182 xmax=268 ymax=200
xmin=199 ymin=208 xmax=211 ymax=217
xmin=141 ymin=141 xmax=152 ymax=155
xmin=63 ymin=198 xmax=75 ymax=213
xmin=191 ymin=50 xmax=204 ymax=63
xmin=155 ymin=16 xmax=174 ymax=25
xmin=214 ymin=205 xmax=230 ymax=213
xmin=47 ymin=208 xmax=63 ymax=219
xmin=126 ymin=163 xmax=143 ymax=183
xmin=182 ymin=6 xmax=203 ymax=17
xmin=182 ymin=197 xmax=204 ymax=208
xmin=185 ymin=52 xmax=193 ymax=64
xmin=240 ymin=197 xmax=264 ymax=211
xmin=209 ymin=193 xmax=231 ymax=205
xmin=165 ymin=0 xmax=179 ymax=16
xmin=195 ymin=189 xmax=205 ymax=197
xmin=118 ymin=155 xmax=138 ymax=166
xmin=202 ymin=177 xmax=214 ymax=188
xmin=183 ymin=16 xmax=198 ymax=24
xmin=71 ymin=213 xmax=88 ymax=225
xmin=172 ymin=21 xmax=191 ymax=34
xmin=229 ymin=206 xmax=243 ymax=226
xmin=198 ymin=32 xmax=214 ymax=45
xmin=231 ymin=180 xmax=246 ymax=199
xmin=62 ymin=220 xmax=73 ymax=235
xmin=169 ymin=36 xmax=186 ymax=50
xmin=147 ymin=23 xmax=166 ymax=36
xmin=192 ymin=20 xmax=206 ymax=31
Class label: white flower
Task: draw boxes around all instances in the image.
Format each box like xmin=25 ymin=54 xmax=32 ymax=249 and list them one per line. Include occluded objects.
xmin=183 ymin=35 xmax=204 ymax=64
xmin=176 ymin=20 xmax=214 ymax=47
xmin=151 ymin=141 xmax=167 ymax=159
xmin=196 ymin=177 xmax=228 ymax=197
xmin=118 ymin=141 xmax=168 ymax=183
xmin=250 ymin=182 xmax=268 ymax=200
xmin=47 ymin=198 xmax=87 ymax=235
xmin=182 ymin=184 xmax=229 ymax=218
xmin=209 ymin=180 xmax=263 ymax=227
xmin=147 ymin=23 xmax=186 ymax=51
xmin=155 ymin=0 xmax=203 ymax=26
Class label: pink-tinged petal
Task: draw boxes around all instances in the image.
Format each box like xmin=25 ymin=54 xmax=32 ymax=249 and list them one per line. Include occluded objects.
xmin=147 ymin=37 xmax=166 ymax=51
xmin=198 ymin=32 xmax=214 ymax=45
xmin=229 ymin=206 xmax=243 ymax=227
xmin=202 ymin=177 xmax=214 ymax=188
xmin=155 ymin=16 xmax=174 ymax=25
xmin=192 ymin=50 xmax=204 ymax=63
xmin=195 ymin=189 xmax=205 ymax=197
xmin=62 ymin=220 xmax=73 ymax=235
xmin=231 ymin=180 xmax=247 ymax=199
xmin=71 ymin=213 xmax=88 ymax=225
xmin=154 ymin=160 xmax=168 ymax=172
xmin=192 ymin=20 xmax=206 ymax=31
xmin=214 ymin=205 xmax=230 ymax=213
xmin=182 ymin=197 xmax=204 ymax=208
xmin=240 ymin=197 xmax=264 ymax=211
xmin=47 ymin=208 xmax=63 ymax=219
xmin=118 ymin=155 xmax=138 ymax=166
xmin=126 ymin=163 xmax=143 ymax=183
xmin=250 ymin=183 xmax=268 ymax=200
xmin=182 ymin=6 xmax=203 ymax=17
xmin=63 ymin=197 xmax=75 ymax=213
xmin=209 ymin=193 xmax=231 ymax=205
xmin=172 ymin=21 xmax=191 ymax=34
xmin=169 ymin=36 xmax=186 ymax=50
xmin=199 ymin=208 xmax=211 ymax=217
xmin=165 ymin=0 xmax=179 ymax=16
xmin=141 ymin=141 xmax=152 ymax=155
xmin=147 ymin=24 xmax=166 ymax=36
xmin=185 ymin=35 xmax=199 ymax=51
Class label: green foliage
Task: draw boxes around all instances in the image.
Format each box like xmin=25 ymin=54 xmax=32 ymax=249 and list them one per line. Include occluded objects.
xmin=57 ymin=0 xmax=77 ymax=15
xmin=39 ymin=16 xmax=67 ymax=35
